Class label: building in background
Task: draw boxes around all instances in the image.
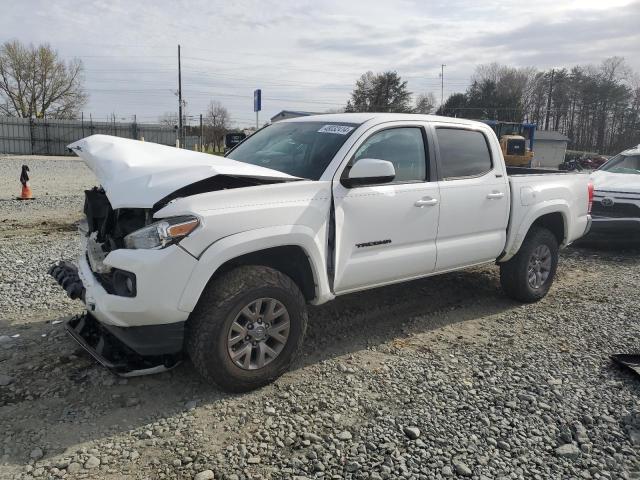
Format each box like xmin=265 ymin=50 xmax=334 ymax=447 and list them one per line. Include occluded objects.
xmin=270 ymin=110 xmax=320 ymax=123
xmin=532 ymin=130 xmax=570 ymax=168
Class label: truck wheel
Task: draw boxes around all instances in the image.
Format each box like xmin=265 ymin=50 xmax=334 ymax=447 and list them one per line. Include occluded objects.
xmin=186 ymin=265 xmax=307 ymax=392
xmin=500 ymin=226 xmax=559 ymax=303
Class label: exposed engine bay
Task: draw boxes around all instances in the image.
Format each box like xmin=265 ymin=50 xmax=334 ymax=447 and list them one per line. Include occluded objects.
xmin=84 ymin=186 xmax=151 ymax=253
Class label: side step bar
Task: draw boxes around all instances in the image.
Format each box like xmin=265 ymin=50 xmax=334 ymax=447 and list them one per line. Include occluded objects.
xmin=66 ymin=313 xmax=181 ymax=377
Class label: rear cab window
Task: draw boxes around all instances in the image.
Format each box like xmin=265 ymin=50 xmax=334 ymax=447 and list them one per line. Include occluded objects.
xmin=436 ymin=128 xmax=493 ymax=180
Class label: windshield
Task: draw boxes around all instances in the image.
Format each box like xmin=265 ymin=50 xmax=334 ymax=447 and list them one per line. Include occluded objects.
xmin=599 ymin=153 xmax=640 ymax=174
xmin=226 ymin=121 xmax=359 ymax=180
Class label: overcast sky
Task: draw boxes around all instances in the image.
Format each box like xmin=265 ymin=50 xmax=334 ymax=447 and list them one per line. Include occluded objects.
xmin=3 ymin=0 xmax=640 ymax=127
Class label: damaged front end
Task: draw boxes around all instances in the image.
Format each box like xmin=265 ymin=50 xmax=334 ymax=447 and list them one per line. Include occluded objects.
xmin=81 ymin=186 xmax=151 ymax=297
xmin=49 ymin=187 xmax=148 ymax=302
xmin=49 ymin=187 xmax=185 ymax=376
xmin=49 ymin=134 xmax=301 ymax=377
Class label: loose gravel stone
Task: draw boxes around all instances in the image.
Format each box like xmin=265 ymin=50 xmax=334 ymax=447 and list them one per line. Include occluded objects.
xmin=453 ymin=458 xmax=472 ymax=477
xmin=403 ymin=425 xmax=421 ymax=439
xmin=29 ymin=447 xmax=43 ymax=460
xmin=84 ymin=455 xmax=100 ymax=469
xmin=194 ymin=470 xmax=215 ymax=480
xmin=0 ymin=374 xmax=13 ymax=386
xmin=556 ymin=443 xmax=581 ymax=459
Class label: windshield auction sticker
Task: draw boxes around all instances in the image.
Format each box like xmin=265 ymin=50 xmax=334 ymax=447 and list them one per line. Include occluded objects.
xmin=318 ymin=125 xmax=354 ymax=135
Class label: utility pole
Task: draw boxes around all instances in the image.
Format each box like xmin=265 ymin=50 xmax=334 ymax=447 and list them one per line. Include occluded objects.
xmin=199 ymin=113 xmax=203 ymax=152
xmin=544 ymin=69 xmax=555 ymax=131
xmin=440 ymin=64 xmax=446 ymax=108
xmin=178 ymin=44 xmax=183 ymax=148
xmin=132 ymin=114 xmax=138 ymax=140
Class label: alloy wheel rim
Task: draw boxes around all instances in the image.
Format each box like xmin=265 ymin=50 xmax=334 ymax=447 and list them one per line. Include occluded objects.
xmin=527 ymin=245 xmax=552 ymax=289
xmin=227 ymin=298 xmax=290 ymax=370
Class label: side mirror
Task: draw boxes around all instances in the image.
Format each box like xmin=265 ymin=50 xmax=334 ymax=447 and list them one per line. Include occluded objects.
xmin=342 ymin=158 xmax=395 ymax=188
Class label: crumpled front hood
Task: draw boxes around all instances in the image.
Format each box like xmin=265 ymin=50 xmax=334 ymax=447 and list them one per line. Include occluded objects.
xmin=68 ymin=135 xmax=298 ymax=209
xmin=590 ymin=170 xmax=640 ymax=194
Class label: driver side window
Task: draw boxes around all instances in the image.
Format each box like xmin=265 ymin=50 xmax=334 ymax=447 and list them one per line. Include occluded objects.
xmin=352 ymin=127 xmax=427 ymax=183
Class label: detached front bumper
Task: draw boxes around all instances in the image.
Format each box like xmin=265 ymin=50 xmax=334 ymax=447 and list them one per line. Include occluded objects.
xmin=66 ymin=313 xmax=182 ymax=377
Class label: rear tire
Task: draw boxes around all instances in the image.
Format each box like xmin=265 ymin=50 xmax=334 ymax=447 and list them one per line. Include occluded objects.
xmin=187 ymin=265 xmax=307 ymax=392
xmin=500 ymin=226 xmax=559 ymax=303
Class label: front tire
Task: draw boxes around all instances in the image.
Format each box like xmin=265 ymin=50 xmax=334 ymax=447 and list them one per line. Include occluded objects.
xmin=187 ymin=265 xmax=308 ymax=392
xmin=500 ymin=226 xmax=559 ymax=303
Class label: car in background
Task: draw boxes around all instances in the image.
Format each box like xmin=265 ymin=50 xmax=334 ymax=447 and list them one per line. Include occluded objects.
xmin=589 ymin=145 xmax=640 ymax=236
xmin=580 ymin=155 xmax=609 ymax=170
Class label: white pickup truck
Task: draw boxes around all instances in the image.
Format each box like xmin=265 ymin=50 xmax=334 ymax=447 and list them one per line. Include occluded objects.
xmin=50 ymin=113 xmax=592 ymax=392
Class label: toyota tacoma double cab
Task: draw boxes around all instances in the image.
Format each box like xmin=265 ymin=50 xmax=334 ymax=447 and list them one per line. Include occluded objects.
xmin=50 ymin=113 xmax=592 ymax=392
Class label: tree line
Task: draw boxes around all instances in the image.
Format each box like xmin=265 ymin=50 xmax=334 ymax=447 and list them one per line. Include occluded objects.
xmin=346 ymin=59 xmax=640 ymax=155
xmin=3 ymin=39 xmax=638 ymax=155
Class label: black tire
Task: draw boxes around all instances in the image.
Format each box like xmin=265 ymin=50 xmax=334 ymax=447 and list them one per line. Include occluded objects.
xmin=186 ymin=265 xmax=307 ymax=392
xmin=500 ymin=226 xmax=559 ymax=303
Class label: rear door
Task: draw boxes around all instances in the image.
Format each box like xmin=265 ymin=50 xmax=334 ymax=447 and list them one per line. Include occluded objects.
xmin=332 ymin=123 xmax=440 ymax=293
xmin=432 ymin=125 xmax=510 ymax=271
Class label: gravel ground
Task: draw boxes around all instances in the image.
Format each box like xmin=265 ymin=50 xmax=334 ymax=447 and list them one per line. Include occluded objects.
xmin=1 ymin=156 xmax=640 ymax=480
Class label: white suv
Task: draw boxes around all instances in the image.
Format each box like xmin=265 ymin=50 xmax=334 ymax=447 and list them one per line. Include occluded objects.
xmin=590 ymin=144 xmax=640 ymax=235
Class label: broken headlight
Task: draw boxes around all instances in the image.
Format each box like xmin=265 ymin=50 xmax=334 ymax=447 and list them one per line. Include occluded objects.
xmin=124 ymin=216 xmax=200 ymax=250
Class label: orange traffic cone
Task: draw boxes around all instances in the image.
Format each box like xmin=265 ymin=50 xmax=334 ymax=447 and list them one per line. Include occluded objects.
xmin=17 ymin=165 xmax=34 ymax=200
xmin=20 ymin=183 xmax=33 ymax=199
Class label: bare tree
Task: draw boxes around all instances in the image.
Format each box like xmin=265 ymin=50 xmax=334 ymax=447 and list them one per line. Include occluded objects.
xmin=0 ymin=40 xmax=87 ymax=119
xmin=205 ymin=100 xmax=230 ymax=151
xmin=414 ymin=92 xmax=436 ymax=114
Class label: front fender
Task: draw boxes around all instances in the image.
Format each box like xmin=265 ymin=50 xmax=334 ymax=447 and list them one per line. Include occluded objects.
xmin=177 ymin=225 xmax=333 ymax=313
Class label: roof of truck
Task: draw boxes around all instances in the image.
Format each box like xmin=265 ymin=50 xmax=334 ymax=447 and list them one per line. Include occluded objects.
xmin=279 ymin=112 xmax=487 ymax=127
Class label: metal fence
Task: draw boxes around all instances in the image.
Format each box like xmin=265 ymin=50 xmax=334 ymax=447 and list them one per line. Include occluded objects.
xmin=0 ymin=116 xmax=179 ymax=155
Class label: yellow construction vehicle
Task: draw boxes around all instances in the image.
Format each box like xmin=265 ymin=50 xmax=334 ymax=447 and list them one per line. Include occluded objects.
xmin=481 ymin=121 xmax=536 ymax=167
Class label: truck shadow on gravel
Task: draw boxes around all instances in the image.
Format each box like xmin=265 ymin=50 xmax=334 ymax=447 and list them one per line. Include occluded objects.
xmin=1 ymin=265 xmax=521 ymax=465
xmin=301 ymin=266 xmax=514 ymax=366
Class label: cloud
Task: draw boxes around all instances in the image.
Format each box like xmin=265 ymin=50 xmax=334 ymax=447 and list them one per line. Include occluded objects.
xmin=298 ymin=36 xmax=424 ymax=57
xmin=1 ymin=0 xmax=639 ymax=125
xmin=472 ymin=2 xmax=640 ymax=68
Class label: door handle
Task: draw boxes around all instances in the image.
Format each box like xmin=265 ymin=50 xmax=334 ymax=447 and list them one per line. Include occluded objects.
xmin=487 ymin=192 xmax=505 ymax=199
xmin=415 ymin=197 xmax=439 ymax=207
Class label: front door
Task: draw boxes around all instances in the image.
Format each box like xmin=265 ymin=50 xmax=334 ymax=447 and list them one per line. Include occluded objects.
xmin=332 ymin=124 xmax=440 ymax=294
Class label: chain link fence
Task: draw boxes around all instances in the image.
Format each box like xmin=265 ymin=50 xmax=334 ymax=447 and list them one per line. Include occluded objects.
xmin=0 ymin=116 xmax=179 ymax=155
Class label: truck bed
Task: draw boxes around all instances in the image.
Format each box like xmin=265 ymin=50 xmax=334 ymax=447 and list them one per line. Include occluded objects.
xmin=501 ymin=168 xmax=591 ymax=261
